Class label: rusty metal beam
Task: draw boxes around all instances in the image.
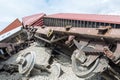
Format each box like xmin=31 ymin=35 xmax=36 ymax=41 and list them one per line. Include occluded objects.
xmin=36 ymin=27 xmax=120 ymax=41
xmin=34 ymin=35 xmax=67 ymax=44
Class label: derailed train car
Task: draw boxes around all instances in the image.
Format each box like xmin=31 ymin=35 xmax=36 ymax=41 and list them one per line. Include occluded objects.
xmin=0 ymin=19 xmax=29 ymax=59
xmin=0 ymin=13 xmax=120 ymax=79
xmin=22 ymin=13 xmax=120 ymax=79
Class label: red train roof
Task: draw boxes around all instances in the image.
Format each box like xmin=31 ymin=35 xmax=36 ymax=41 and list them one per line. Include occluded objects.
xmin=45 ymin=13 xmax=120 ymax=24
xmin=0 ymin=19 xmax=22 ymax=35
xmin=22 ymin=13 xmax=46 ymax=26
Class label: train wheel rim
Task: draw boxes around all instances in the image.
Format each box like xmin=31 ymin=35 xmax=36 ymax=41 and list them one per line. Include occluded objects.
xmin=16 ymin=51 xmax=36 ymax=76
xmin=71 ymin=50 xmax=100 ymax=78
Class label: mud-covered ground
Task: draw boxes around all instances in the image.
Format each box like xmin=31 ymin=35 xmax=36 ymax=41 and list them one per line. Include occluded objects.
xmin=0 ymin=43 xmax=101 ymax=80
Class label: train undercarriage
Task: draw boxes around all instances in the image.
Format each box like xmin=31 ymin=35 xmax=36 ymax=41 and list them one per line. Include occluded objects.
xmin=27 ymin=26 xmax=120 ymax=79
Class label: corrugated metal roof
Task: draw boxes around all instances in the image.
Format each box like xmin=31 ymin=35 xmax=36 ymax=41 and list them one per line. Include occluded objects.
xmin=22 ymin=13 xmax=46 ymax=26
xmin=0 ymin=19 xmax=22 ymax=35
xmin=45 ymin=13 xmax=120 ymax=24
xmin=32 ymin=18 xmax=44 ymax=26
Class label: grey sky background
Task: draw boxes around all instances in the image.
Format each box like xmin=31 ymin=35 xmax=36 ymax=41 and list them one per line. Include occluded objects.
xmin=0 ymin=0 xmax=120 ymax=31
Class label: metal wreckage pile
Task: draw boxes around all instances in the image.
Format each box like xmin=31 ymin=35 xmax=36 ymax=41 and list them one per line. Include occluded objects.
xmin=0 ymin=13 xmax=120 ymax=80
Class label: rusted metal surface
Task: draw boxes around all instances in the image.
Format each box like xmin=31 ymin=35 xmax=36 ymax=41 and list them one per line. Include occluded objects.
xmin=97 ymin=26 xmax=112 ymax=34
xmin=0 ymin=43 xmax=12 ymax=48
xmin=36 ymin=27 xmax=120 ymax=41
xmin=65 ymin=35 xmax=75 ymax=44
xmin=103 ymin=47 xmax=115 ymax=61
xmin=82 ymin=54 xmax=100 ymax=67
xmin=0 ymin=39 xmax=30 ymax=59
xmin=73 ymin=39 xmax=102 ymax=66
xmin=113 ymin=43 xmax=120 ymax=59
xmin=35 ymin=34 xmax=68 ymax=44
xmin=0 ymin=43 xmax=15 ymax=58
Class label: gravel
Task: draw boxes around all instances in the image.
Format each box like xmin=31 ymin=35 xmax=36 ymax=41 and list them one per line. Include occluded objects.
xmin=0 ymin=72 xmax=22 ymax=80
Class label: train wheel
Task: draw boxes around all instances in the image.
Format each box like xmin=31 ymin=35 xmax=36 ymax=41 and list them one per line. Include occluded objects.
xmin=71 ymin=49 xmax=100 ymax=78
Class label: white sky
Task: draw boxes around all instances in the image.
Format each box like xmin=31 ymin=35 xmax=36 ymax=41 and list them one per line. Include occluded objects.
xmin=0 ymin=0 xmax=120 ymax=31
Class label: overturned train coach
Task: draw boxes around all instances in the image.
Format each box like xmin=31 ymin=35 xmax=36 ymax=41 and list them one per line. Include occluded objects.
xmin=22 ymin=13 xmax=120 ymax=79
xmin=0 ymin=19 xmax=29 ymax=59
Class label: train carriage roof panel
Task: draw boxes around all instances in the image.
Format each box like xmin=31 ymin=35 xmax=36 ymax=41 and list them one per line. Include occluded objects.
xmin=22 ymin=13 xmax=46 ymax=26
xmin=0 ymin=19 xmax=22 ymax=35
xmin=45 ymin=13 xmax=120 ymax=24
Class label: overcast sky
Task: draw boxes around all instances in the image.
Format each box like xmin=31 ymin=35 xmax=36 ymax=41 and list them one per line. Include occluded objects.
xmin=0 ymin=0 xmax=120 ymax=31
